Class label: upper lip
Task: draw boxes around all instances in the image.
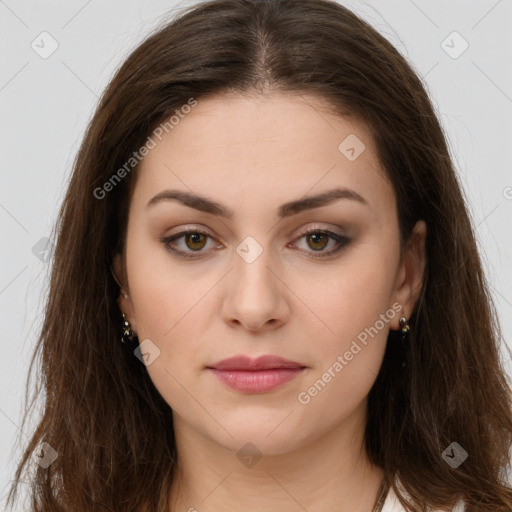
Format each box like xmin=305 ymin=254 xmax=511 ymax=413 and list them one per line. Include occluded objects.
xmin=207 ymin=355 xmax=306 ymax=371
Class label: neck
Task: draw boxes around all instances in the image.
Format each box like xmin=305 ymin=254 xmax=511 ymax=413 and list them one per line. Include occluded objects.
xmin=167 ymin=403 xmax=385 ymax=512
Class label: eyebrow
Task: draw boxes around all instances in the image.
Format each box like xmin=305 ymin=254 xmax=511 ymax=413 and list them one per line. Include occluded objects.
xmin=145 ymin=187 xmax=369 ymax=219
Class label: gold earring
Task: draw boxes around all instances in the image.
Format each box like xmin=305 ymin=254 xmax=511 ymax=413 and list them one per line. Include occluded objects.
xmin=399 ymin=315 xmax=410 ymax=342
xmin=121 ymin=313 xmax=135 ymax=344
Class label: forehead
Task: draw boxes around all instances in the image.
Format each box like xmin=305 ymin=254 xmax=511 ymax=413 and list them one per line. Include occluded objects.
xmin=132 ymin=92 xmax=395 ymax=221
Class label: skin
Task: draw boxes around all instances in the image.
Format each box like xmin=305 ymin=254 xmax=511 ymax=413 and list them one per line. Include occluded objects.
xmin=114 ymin=91 xmax=427 ymax=512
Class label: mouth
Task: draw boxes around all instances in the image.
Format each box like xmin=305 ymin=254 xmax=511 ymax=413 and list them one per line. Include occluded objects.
xmin=206 ymin=354 xmax=307 ymax=393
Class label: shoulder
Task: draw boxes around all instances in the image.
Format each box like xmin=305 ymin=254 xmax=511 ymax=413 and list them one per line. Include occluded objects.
xmin=382 ymin=480 xmax=466 ymax=512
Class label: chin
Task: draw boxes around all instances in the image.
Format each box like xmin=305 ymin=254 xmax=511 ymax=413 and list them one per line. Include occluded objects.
xmin=207 ymin=419 xmax=313 ymax=458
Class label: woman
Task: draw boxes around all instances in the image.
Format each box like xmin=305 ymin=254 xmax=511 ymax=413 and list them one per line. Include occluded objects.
xmin=6 ymin=0 xmax=512 ymax=510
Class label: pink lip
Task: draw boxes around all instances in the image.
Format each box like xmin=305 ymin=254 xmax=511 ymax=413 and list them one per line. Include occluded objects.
xmin=208 ymin=355 xmax=305 ymax=371
xmin=206 ymin=355 xmax=307 ymax=393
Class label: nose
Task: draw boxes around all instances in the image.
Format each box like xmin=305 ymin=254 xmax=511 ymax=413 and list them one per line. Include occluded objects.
xmin=220 ymin=243 xmax=291 ymax=332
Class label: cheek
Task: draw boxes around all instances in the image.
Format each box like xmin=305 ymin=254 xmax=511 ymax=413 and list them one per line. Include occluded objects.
xmin=127 ymin=270 xmax=212 ymax=417
xmin=125 ymin=224 xmax=199 ymax=338
xmin=125 ymin=239 xmax=219 ymax=378
xmin=297 ymin=251 xmax=397 ymax=403
xmin=129 ymin=273 xmax=212 ymax=358
xmin=307 ymin=253 xmax=397 ymax=342
xmin=296 ymin=276 xmax=393 ymax=417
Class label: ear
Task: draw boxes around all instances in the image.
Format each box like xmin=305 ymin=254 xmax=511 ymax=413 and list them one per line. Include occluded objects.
xmin=112 ymin=253 xmax=137 ymax=333
xmin=391 ymin=220 xmax=427 ymax=329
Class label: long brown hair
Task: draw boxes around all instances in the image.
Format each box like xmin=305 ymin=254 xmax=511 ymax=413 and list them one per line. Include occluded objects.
xmin=6 ymin=0 xmax=512 ymax=510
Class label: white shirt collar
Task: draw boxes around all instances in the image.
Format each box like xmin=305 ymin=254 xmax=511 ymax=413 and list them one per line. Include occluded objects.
xmin=381 ymin=480 xmax=465 ymax=512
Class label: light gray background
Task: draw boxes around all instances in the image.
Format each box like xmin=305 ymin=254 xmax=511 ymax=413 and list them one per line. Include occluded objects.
xmin=1 ymin=0 xmax=511 ymax=507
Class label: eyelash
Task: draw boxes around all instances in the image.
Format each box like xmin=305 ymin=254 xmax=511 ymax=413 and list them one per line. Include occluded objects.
xmin=160 ymin=226 xmax=351 ymax=259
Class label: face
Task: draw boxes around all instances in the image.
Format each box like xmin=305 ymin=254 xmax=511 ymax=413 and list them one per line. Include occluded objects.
xmin=114 ymin=92 xmax=426 ymax=456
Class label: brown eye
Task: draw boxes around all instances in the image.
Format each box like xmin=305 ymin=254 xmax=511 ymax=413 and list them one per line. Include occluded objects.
xmin=184 ymin=232 xmax=207 ymax=251
xmin=292 ymin=228 xmax=351 ymax=258
xmin=306 ymin=232 xmax=329 ymax=251
xmin=161 ymin=229 xmax=217 ymax=258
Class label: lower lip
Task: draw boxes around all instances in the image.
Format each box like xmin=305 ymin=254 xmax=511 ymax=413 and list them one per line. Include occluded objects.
xmin=207 ymin=368 xmax=305 ymax=393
